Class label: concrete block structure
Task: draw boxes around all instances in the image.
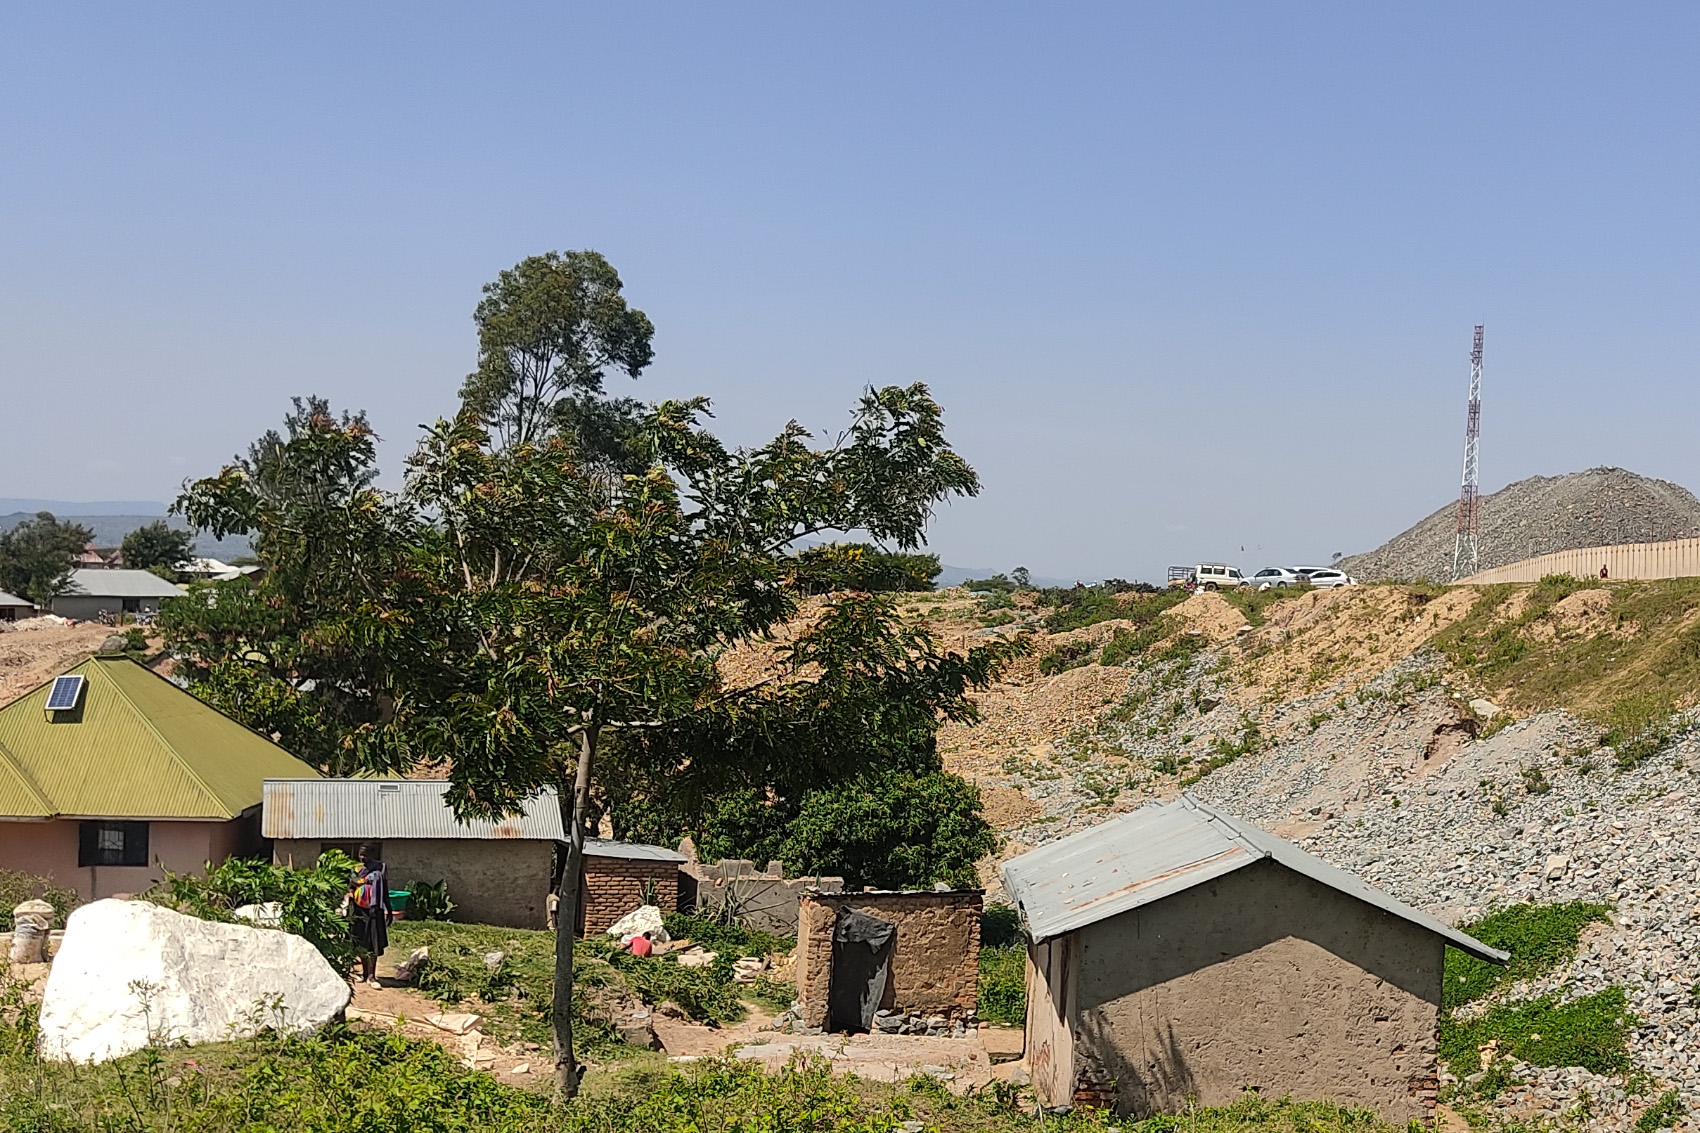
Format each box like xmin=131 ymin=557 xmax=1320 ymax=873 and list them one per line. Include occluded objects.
xmin=796 ymin=888 xmax=981 ymax=1031
xmin=1001 ymin=795 xmax=1507 ymax=1123
xmin=679 ymin=857 xmax=845 ymax=934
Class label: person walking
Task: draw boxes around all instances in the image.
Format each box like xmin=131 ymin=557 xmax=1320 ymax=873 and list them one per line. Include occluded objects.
xmin=348 ymin=842 xmax=391 ymax=988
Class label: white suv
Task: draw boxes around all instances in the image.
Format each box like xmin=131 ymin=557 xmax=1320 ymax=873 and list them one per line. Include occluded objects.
xmin=1305 ymin=569 xmax=1358 ymax=589
xmin=1193 ymin=563 xmax=1245 ymax=591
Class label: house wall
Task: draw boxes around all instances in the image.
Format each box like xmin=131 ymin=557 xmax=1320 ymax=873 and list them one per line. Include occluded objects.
xmin=1057 ymin=859 xmax=1445 ymax=1122
xmin=51 ymin=595 xmax=172 ymax=621
xmin=0 ymin=818 xmax=241 ymax=901
xmin=679 ymin=859 xmax=845 ymax=934
xmin=274 ymin=838 xmax=555 ymax=930
xmin=581 ymin=857 xmax=679 ymax=935
xmin=797 ymin=890 xmax=982 ymax=1029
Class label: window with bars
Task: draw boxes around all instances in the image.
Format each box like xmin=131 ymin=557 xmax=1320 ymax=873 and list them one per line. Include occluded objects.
xmin=78 ymin=821 xmax=149 ymax=867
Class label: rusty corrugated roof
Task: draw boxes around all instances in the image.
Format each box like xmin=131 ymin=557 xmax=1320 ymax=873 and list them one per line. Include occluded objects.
xmin=1000 ymin=793 xmax=1508 ymax=964
xmin=0 ymin=656 xmax=320 ymax=820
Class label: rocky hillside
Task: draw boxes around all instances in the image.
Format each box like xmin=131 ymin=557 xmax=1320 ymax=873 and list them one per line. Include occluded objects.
xmin=1340 ymin=467 xmax=1700 ymax=582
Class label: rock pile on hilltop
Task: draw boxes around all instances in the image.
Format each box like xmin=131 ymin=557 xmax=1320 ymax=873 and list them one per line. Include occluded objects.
xmin=1340 ymin=467 xmax=1700 ymax=582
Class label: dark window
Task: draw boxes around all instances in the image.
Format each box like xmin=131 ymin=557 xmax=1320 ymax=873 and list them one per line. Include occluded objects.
xmin=122 ymin=598 xmax=141 ymax=613
xmin=78 ymin=821 xmax=149 ymax=867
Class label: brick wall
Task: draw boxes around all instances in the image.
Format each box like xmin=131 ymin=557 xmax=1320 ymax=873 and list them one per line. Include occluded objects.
xmin=797 ymin=890 xmax=982 ymax=1029
xmin=580 ymin=858 xmax=679 ymax=935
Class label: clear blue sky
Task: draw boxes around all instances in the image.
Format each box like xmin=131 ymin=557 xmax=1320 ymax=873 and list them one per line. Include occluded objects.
xmin=4 ymin=5 xmax=1699 ymax=581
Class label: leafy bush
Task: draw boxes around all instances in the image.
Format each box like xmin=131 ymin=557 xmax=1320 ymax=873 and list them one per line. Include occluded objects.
xmin=777 ymin=769 xmax=996 ymax=890
xmin=407 ymin=879 xmax=455 ymax=920
xmin=978 ymin=947 xmax=1025 ymax=1025
xmin=980 ymin=902 xmax=1023 ymax=949
xmin=1444 ymin=901 xmax=1613 ymax=1010
xmin=0 ymin=869 xmax=78 ymax=930
xmin=1602 ymin=694 xmax=1678 ymax=770
xmin=661 ymin=912 xmax=793 ymax=958
xmin=147 ymin=851 xmax=357 ymax=973
xmin=792 ymin=543 xmax=941 ymax=594
xmin=1038 ymin=640 xmax=1095 ymax=675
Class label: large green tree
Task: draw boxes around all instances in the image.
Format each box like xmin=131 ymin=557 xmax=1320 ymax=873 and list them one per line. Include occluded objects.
xmin=120 ymin=520 xmax=196 ymax=574
xmin=168 ymin=251 xmax=1006 ymax=1097
xmin=0 ymin=512 xmax=92 ymax=607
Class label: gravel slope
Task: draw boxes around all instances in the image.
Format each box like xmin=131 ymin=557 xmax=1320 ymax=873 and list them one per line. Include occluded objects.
xmin=1341 ymin=467 xmax=1700 ymax=582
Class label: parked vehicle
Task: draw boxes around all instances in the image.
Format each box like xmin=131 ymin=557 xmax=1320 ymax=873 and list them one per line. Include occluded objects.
xmin=1192 ymin=563 xmax=1245 ymax=591
xmin=1166 ymin=566 xmax=1196 ymax=588
xmin=1304 ymin=568 xmax=1358 ymax=588
xmin=1246 ymin=567 xmax=1304 ymax=590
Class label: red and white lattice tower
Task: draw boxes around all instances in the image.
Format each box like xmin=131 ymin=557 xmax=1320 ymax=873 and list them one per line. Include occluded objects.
xmin=1451 ymin=325 xmax=1485 ymax=581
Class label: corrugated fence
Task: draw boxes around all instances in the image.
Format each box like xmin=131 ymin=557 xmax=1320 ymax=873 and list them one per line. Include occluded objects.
xmin=1459 ymin=536 xmax=1700 ymax=585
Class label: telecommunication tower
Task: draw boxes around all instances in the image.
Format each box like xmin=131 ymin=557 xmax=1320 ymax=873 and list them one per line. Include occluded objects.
xmin=1451 ymin=325 xmax=1485 ymax=581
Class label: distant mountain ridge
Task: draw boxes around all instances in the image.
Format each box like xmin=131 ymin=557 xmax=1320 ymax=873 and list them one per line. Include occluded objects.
xmin=0 ymin=508 xmax=251 ymax=561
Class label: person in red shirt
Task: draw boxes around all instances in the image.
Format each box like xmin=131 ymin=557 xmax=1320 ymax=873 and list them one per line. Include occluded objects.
xmin=627 ymin=931 xmax=654 ymax=958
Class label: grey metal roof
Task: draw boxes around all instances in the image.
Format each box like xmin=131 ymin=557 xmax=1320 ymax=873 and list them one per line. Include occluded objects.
xmin=262 ymin=778 xmax=565 ymax=840
xmin=63 ymin=569 xmax=186 ymax=599
xmin=1000 ymin=794 xmax=1508 ymax=964
xmin=0 ymin=591 xmax=33 ymax=609
xmin=584 ymin=838 xmax=686 ymax=863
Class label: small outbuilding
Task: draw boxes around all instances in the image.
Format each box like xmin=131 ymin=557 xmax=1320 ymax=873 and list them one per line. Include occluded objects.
xmin=1000 ymin=795 xmax=1507 ymax=1124
xmin=796 ymin=888 xmax=982 ymax=1033
xmin=264 ymin=778 xmax=563 ymax=930
xmin=0 ymin=591 xmax=34 ymax=622
xmin=51 ymin=569 xmax=184 ymax=621
xmin=578 ymin=839 xmax=686 ymax=934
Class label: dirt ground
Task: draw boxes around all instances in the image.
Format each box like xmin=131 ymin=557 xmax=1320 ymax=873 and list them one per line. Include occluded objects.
xmin=0 ymin=619 xmax=113 ymax=704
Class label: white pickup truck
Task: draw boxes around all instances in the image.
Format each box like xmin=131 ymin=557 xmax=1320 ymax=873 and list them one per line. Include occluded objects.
xmin=1166 ymin=563 xmax=1245 ymax=591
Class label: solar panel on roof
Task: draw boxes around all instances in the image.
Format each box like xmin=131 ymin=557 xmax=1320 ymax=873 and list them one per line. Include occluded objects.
xmin=45 ymin=675 xmax=84 ymax=712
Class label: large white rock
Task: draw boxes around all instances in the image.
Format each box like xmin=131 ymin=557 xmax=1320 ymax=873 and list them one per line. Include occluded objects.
xmin=37 ymin=899 xmax=351 ymax=1063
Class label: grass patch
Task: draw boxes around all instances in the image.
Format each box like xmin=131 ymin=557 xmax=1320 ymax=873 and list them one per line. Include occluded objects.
xmin=1180 ymin=720 xmax=1263 ymax=786
xmin=1636 ymin=1090 xmax=1685 ymax=1132
xmin=978 ymin=947 xmax=1025 ymax=1025
xmin=1441 ymin=987 xmax=1635 ymax=1080
xmin=1444 ymin=901 xmax=1614 ymax=1010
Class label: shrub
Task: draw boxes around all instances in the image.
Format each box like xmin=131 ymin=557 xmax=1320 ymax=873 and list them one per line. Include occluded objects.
xmin=407 ymin=879 xmax=455 ymax=920
xmin=661 ymin=912 xmax=794 ymax=958
xmin=0 ymin=869 xmax=78 ymax=930
xmin=792 ymin=543 xmax=942 ymax=594
xmin=980 ymin=902 xmax=1023 ymax=949
xmin=1038 ymin=640 xmax=1095 ymax=675
xmin=1602 ymin=694 xmax=1678 ymax=770
xmin=1440 ymin=987 xmax=1634 ymax=1079
xmin=147 ymin=851 xmax=358 ymax=974
xmin=978 ymin=946 xmax=1025 ymax=1025
xmin=1445 ymin=901 xmax=1613 ymax=1010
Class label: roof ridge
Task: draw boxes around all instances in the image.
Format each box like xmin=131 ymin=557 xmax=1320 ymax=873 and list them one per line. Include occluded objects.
xmin=93 ymin=659 xmax=235 ymax=819
xmin=0 ymin=735 xmax=57 ymax=816
xmin=1181 ymin=793 xmax=1273 ymax=861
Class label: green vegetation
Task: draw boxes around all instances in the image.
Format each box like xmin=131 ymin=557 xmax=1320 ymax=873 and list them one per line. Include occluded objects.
xmin=792 ymin=542 xmax=942 ymax=594
xmin=1442 ymin=901 xmax=1613 ymax=1010
xmin=119 ymin=519 xmax=197 ymax=574
xmin=1217 ymin=583 xmax=1311 ymax=627
xmin=0 ymin=869 xmax=78 ymax=930
xmin=1038 ymin=639 xmax=1096 ymax=675
xmin=1434 ymin=576 xmax=1700 ymax=739
xmin=1439 ymin=902 xmax=1630 ymax=1097
xmin=147 ymin=851 xmax=360 ymax=974
xmin=0 ymin=510 xmax=90 ymax=606
xmin=406 ymin=878 xmax=455 ymax=920
xmin=1636 ymin=1090 xmax=1685 ymax=1132
xmin=977 ymin=946 xmax=1025 ymax=1025
xmin=1180 ymin=720 xmax=1263 ymax=785
xmin=1046 ymin=583 xmax=1184 ymax=634
xmin=980 ymin=902 xmax=1023 ymax=949
xmin=661 ymin=911 xmax=794 ymax=958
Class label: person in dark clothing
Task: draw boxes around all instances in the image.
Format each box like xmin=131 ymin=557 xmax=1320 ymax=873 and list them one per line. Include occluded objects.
xmin=348 ymin=842 xmax=391 ymax=988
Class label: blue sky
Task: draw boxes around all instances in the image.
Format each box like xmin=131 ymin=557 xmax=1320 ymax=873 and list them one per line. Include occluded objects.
xmin=3 ymin=5 xmax=1698 ymax=581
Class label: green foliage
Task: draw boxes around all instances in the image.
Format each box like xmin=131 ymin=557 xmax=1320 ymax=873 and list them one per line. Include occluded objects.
xmin=1152 ymin=632 xmax=1209 ymax=665
xmin=980 ymin=902 xmax=1023 ymax=949
xmin=1217 ymin=583 xmax=1311 ymax=627
xmin=978 ymin=947 xmax=1026 ymax=1025
xmin=390 ymin=921 xmax=559 ymax=1045
xmin=1180 ymin=720 xmax=1263 ymax=785
xmin=792 ymin=542 xmax=941 ymax=594
xmin=694 ymin=767 xmax=997 ymax=890
xmin=146 ymin=851 xmax=358 ymax=974
xmin=962 ymin=573 xmax=1018 ymax=594
xmin=0 ymin=869 xmax=78 ymax=930
xmin=1636 ymin=1090 xmax=1684 ymax=1132
xmin=406 ymin=879 xmax=455 ymax=921
xmin=1038 ymin=639 xmax=1095 ymax=675
xmin=1601 ymin=694 xmax=1679 ymax=770
xmin=119 ymin=519 xmax=196 ymax=573
xmin=1440 ymin=987 xmax=1634 ymax=1080
xmin=1444 ymin=901 xmax=1614 ymax=1010
xmin=661 ymin=912 xmax=793 ymax=958
xmin=747 ymin=976 xmax=798 ymax=1014
xmin=0 ymin=511 xmax=91 ymax=607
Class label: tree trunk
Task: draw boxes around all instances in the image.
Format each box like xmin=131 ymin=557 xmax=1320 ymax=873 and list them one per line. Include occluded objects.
xmin=552 ymin=723 xmax=598 ymax=1098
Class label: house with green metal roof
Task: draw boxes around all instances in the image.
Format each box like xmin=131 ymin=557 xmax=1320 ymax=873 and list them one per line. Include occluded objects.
xmin=0 ymin=654 xmax=320 ymax=900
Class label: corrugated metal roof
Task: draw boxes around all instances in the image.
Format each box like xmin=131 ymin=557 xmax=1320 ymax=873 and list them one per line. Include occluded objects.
xmin=0 ymin=591 xmax=33 ymax=609
xmin=584 ymin=838 xmax=686 ymax=862
xmin=0 ymin=656 xmax=320 ymax=820
xmin=263 ymin=779 xmax=567 ymax=840
xmin=1000 ymin=794 xmax=1508 ymax=964
xmin=62 ymin=569 xmax=186 ymax=599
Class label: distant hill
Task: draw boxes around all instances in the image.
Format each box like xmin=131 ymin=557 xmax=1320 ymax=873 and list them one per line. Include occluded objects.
xmin=1340 ymin=467 xmax=1700 ymax=582
xmin=0 ymin=510 xmax=251 ymax=561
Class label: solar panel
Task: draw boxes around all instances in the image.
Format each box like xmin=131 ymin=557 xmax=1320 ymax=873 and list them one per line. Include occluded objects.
xmin=45 ymin=675 xmax=83 ymax=712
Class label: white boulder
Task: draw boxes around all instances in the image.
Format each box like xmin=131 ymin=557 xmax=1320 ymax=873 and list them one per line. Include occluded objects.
xmin=37 ymin=899 xmax=350 ymax=1063
xmin=606 ymin=904 xmax=668 ymax=943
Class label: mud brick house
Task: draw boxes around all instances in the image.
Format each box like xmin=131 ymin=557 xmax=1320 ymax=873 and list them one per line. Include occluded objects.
xmin=0 ymin=656 xmax=319 ymax=901
xmin=579 ymin=839 xmax=686 ymax=934
xmin=1000 ymin=794 xmax=1506 ymax=1123
xmin=796 ymin=888 xmax=981 ymax=1032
